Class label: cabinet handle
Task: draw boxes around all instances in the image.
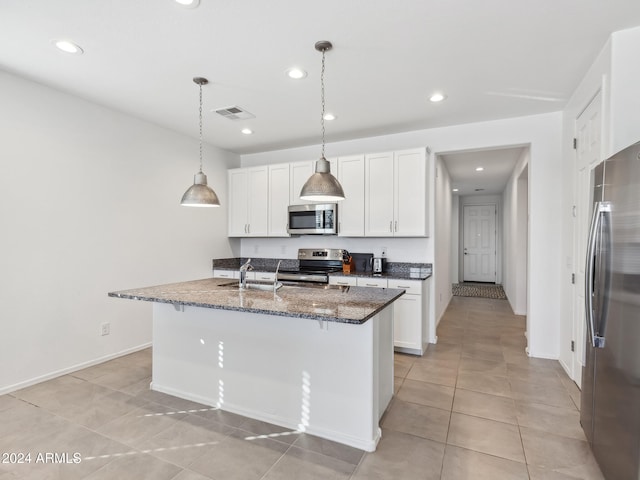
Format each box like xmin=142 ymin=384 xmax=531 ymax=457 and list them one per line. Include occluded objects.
xmin=389 ymin=221 xmax=393 ymax=232
xmin=394 ymin=221 xmax=398 ymax=232
xmin=365 ymin=283 xmax=379 ymax=287
xmin=247 ymin=224 xmax=250 ymax=234
xmin=397 ymin=285 xmax=411 ymax=289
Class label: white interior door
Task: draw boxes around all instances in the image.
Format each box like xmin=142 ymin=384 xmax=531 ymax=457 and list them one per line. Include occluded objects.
xmin=572 ymin=92 xmax=601 ymax=386
xmin=463 ymin=204 xmax=497 ymax=283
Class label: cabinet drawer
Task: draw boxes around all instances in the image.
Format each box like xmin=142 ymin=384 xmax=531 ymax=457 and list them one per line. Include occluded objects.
xmin=213 ymin=269 xmax=238 ymax=279
xmin=388 ymin=279 xmax=422 ymax=295
xmin=254 ymin=272 xmax=276 ymax=281
xmin=356 ymin=277 xmax=388 ymax=288
xmin=329 ymin=276 xmax=357 ymax=287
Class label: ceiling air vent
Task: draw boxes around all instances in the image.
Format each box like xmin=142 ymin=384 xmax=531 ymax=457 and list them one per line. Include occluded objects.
xmin=213 ymin=106 xmax=255 ymax=121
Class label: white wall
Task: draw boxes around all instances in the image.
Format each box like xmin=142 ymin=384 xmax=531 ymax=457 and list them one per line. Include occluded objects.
xmin=241 ymin=112 xmax=564 ymax=359
xmin=434 ymin=155 xmax=453 ymax=326
xmin=0 ymin=71 xmax=239 ymax=393
xmin=502 ymin=149 xmax=530 ymax=315
xmin=450 ymin=195 xmax=460 ymax=285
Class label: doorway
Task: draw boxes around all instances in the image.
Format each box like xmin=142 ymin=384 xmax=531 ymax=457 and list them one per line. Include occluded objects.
xmin=462 ymin=204 xmax=497 ymax=283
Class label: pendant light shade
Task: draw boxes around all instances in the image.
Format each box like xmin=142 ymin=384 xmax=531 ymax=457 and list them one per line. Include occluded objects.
xmin=300 ymin=157 xmax=345 ymax=201
xmin=300 ymin=41 xmax=345 ymax=202
xmin=181 ymin=77 xmax=220 ymax=207
xmin=180 ymin=171 xmax=220 ymax=206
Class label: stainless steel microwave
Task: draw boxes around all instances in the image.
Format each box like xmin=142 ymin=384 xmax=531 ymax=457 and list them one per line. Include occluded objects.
xmin=287 ymin=203 xmax=337 ymax=235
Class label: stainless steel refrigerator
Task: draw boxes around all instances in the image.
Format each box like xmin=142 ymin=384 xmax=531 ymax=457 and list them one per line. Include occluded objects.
xmin=581 ymin=141 xmax=640 ymax=480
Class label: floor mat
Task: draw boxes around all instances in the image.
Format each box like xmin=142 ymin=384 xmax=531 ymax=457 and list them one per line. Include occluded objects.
xmin=452 ymin=282 xmax=507 ymax=299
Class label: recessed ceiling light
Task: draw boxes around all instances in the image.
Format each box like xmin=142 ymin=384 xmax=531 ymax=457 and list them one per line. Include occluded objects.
xmin=286 ymin=68 xmax=307 ymax=79
xmin=323 ymin=113 xmax=336 ymax=121
xmin=475 ymin=167 xmax=484 ymax=172
xmin=452 ymin=188 xmax=459 ymax=192
xmin=241 ymin=128 xmax=253 ymax=135
xmin=174 ymin=0 xmax=200 ymax=8
xmin=429 ymin=92 xmax=446 ymax=103
xmin=53 ymin=39 xmax=83 ymax=54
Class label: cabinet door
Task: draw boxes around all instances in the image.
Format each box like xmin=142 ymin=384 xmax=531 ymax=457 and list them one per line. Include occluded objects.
xmin=268 ymin=164 xmax=290 ymax=237
xmin=228 ymin=169 xmax=249 ymax=236
xmin=393 ymin=295 xmax=422 ymax=350
xmin=247 ymin=167 xmax=268 ymax=236
xmin=337 ymin=155 xmax=365 ymax=236
xmin=364 ymin=152 xmax=394 ymax=236
xmin=290 ymin=161 xmax=314 ymax=205
xmin=394 ymin=149 xmax=428 ymax=236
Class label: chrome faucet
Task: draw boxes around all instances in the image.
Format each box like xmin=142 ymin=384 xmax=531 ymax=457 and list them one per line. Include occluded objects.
xmin=274 ymin=260 xmax=282 ymax=293
xmin=239 ymin=258 xmax=253 ymax=289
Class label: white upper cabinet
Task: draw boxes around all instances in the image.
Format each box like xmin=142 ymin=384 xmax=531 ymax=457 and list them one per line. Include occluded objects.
xmin=289 ymin=161 xmax=314 ymax=205
xmin=364 ymin=152 xmax=395 ymax=236
xmin=228 ymin=168 xmax=249 ymax=237
xmin=268 ymin=163 xmax=290 ymax=237
xmin=228 ymin=166 xmax=268 ymax=237
xmin=336 ymin=154 xmax=365 ymax=236
xmin=364 ymin=148 xmax=428 ymax=237
xmin=289 ymin=159 xmax=338 ymax=205
xmin=394 ymin=149 xmax=428 ymax=236
xmin=227 ymin=148 xmax=427 ymax=238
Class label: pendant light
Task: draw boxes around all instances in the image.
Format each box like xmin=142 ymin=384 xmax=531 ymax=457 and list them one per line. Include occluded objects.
xmin=300 ymin=41 xmax=345 ymax=202
xmin=181 ymin=77 xmax=220 ymax=207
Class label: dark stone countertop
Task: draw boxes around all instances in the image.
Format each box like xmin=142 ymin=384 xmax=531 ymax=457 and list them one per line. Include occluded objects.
xmin=212 ymin=257 xmax=432 ymax=281
xmin=108 ymin=278 xmax=405 ymax=325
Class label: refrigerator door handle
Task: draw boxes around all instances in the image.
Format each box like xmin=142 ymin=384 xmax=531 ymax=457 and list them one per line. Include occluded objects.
xmin=585 ymin=201 xmax=610 ymax=349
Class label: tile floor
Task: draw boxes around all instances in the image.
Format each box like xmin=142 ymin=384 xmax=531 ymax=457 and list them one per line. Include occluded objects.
xmin=0 ymin=296 xmax=604 ymax=479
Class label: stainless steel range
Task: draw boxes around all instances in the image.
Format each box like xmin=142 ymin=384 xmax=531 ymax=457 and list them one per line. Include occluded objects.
xmin=277 ymin=248 xmax=345 ymax=284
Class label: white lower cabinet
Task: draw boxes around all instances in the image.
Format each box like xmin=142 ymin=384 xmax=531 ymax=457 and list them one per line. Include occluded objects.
xmin=329 ymin=276 xmax=357 ymax=287
xmin=213 ymin=270 xmax=277 ymax=282
xmin=388 ymin=279 xmax=429 ymax=355
xmin=331 ymin=276 xmax=429 ymax=355
xmin=213 ymin=269 xmax=239 ymax=280
xmin=253 ymin=271 xmax=276 ymax=282
xmin=356 ymin=277 xmax=387 ymax=288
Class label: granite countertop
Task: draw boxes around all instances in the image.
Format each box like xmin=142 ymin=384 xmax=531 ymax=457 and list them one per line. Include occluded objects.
xmin=212 ymin=257 xmax=432 ymax=281
xmin=329 ymin=270 xmax=431 ymax=281
xmin=108 ymin=278 xmax=405 ymax=325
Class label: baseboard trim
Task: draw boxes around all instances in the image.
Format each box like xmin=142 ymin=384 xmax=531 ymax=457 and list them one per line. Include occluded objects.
xmin=0 ymin=343 xmax=152 ymax=395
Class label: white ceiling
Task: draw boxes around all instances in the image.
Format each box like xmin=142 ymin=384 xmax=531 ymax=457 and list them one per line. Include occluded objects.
xmin=2 ymin=0 xmax=640 ymax=159
xmin=440 ymin=147 xmax=526 ymax=196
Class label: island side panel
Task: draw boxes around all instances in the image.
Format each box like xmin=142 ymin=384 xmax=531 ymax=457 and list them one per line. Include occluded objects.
xmin=151 ymin=302 xmax=393 ymax=452
xmin=377 ymin=304 xmax=394 ymax=420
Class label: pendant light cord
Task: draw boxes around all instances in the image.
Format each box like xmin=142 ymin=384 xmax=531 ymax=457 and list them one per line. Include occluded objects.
xmin=198 ymin=83 xmax=204 ymax=173
xmin=320 ymin=48 xmax=326 ymax=159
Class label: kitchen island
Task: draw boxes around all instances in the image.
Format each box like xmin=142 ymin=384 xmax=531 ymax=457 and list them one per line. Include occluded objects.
xmin=109 ymin=278 xmax=404 ymax=451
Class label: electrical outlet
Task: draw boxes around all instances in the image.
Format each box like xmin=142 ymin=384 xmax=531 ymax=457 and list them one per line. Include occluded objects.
xmin=381 ymin=246 xmax=387 ymax=257
xmin=100 ymin=322 xmax=110 ymax=336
